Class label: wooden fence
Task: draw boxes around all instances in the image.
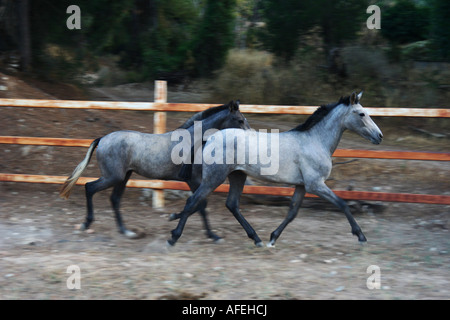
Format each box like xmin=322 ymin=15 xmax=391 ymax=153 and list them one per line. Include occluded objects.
xmin=1 ymin=81 xmax=449 ymax=207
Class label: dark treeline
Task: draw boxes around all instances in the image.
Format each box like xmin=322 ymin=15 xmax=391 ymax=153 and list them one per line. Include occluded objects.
xmin=0 ymin=0 xmax=448 ymax=82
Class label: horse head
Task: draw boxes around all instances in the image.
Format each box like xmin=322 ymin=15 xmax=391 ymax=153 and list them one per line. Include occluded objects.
xmin=344 ymin=92 xmax=383 ymax=145
xmin=220 ymin=100 xmax=251 ymax=130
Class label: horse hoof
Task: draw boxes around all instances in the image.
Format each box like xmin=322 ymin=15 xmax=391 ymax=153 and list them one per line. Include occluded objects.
xmin=266 ymin=241 xmax=276 ymax=248
xmin=214 ymin=238 xmax=225 ymax=244
xmin=167 ymin=239 xmax=176 ymax=247
xmin=168 ymin=213 xmax=178 ymax=221
xmin=124 ymin=230 xmax=138 ymax=239
xmin=255 ymin=241 xmax=264 ymax=248
xmin=352 ymin=230 xmax=367 ymax=243
xmin=75 ymin=223 xmax=94 ymax=234
xmin=76 ymin=223 xmax=86 ymax=231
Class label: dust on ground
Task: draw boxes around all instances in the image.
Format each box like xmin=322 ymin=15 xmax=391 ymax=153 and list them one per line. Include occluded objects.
xmin=0 ymin=72 xmax=449 ymax=299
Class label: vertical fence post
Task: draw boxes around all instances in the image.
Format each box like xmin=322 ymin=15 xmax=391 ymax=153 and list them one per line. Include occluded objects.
xmin=153 ymin=80 xmax=167 ymax=208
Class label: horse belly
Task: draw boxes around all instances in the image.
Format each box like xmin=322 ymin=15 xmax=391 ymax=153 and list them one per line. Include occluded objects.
xmin=131 ymin=152 xmax=180 ymax=180
xmin=133 ymin=166 xmax=179 ymax=180
xmin=260 ymin=170 xmax=303 ymax=185
xmin=237 ymin=163 xmax=304 ymax=185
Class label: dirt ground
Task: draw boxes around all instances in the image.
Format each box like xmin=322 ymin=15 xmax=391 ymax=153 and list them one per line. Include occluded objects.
xmin=0 ymin=72 xmax=449 ymax=300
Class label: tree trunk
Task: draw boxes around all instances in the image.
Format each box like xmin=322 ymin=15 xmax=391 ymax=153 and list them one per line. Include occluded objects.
xmin=17 ymin=0 xmax=31 ymax=72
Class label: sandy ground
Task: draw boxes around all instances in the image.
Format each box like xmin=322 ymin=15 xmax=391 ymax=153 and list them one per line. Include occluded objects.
xmin=0 ymin=72 xmax=449 ymax=299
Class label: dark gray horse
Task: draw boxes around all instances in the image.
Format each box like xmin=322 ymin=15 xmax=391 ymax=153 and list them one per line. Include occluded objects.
xmin=60 ymin=101 xmax=250 ymax=239
xmin=168 ymin=92 xmax=383 ymax=246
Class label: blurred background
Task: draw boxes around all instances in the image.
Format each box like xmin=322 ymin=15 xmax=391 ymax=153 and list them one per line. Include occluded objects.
xmin=0 ymin=0 xmax=449 ymax=107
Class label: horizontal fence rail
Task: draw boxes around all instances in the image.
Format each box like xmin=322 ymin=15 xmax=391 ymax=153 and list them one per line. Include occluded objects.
xmin=1 ymin=80 xmax=449 ymax=206
xmin=1 ymin=173 xmax=449 ymax=205
xmin=1 ymin=136 xmax=450 ymax=161
xmin=1 ymin=98 xmax=450 ymax=117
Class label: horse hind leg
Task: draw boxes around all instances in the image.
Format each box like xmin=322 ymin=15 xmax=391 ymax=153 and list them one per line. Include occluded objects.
xmin=110 ymin=171 xmax=138 ymax=238
xmin=82 ymin=176 xmax=118 ymax=231
xmin=226 ymin=171 xmax=263 ymax=247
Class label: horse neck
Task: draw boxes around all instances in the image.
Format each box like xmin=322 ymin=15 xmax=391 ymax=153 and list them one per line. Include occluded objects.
xmin=183 ymin=109 xmax=229 ymax=146
xmin=195 ymin=109 xmax=229 ymax=133
xmin=307 ymin=104 xmax=347 ymax=156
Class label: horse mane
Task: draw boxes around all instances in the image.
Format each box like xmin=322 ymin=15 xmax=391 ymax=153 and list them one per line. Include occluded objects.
xmin=177 ymin=104 xmax=229 ymax=129
xmin=291 ymin=95 xmax=352 ymax=132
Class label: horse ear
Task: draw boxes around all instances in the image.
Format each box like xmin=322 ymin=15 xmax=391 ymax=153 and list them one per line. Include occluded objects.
xmin=350 ymin=92 xmax=357 ymax=105
xmin=228 ymin=100 xmax=235 ymax=112
xmin=229 ymin=100 xmax=239 ymax=112
xmin=357 ymin=91 xmax=363 ymax=102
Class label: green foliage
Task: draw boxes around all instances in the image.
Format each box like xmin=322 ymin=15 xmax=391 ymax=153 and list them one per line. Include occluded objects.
xmin=191 ymin=0 xmax=237 ymax=77
xmin=380 ymin=0 xmax=430 ymax=44
xmin=138 ymin=0 xmax=200 ymax=79
xmin=25 ymin=0 xmax=201 ymax=81
xmin=28 ymin=0 xmax=86 ymax=79
xmin=401 ymin=40 xmax=433 ymax=61
xmin=26 ymin=0 xmax=237 ymax=81
xmin=260 ymin=0 xmax=368 ymax=61
xmin=211 ymin=48 xmax=334 ymax=106
xmin=9 ymin=0 xmax=450 ymax=83
xmin=211 ymin=46 xmax=450 ymax=109
xmin=429 ymin=0 xmax=450 ymax=60
xmin=259 ymin=0 xmax=312 ymax=61
xmin=312 ymin=0 xmax=368 ymax=50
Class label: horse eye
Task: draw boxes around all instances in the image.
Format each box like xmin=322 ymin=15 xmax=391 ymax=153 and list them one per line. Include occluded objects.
xmin=238 ymin=120 xmax=244 ymax=124
xmin=359 ymin=113 xmax=365 ymax=117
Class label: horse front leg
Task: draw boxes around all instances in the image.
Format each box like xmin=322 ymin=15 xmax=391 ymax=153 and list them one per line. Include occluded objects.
xmin=268 ymin=185 xmax=306 ymax=247
xmin=186 ymin=177 xmax=222 ymax=242
xmin=199 ymin=207 xmax=223 ymax=243
xmin=168 ymin=202 xmax=223 ymax=243
xmin=226 ymin=171 xmax=263 ymax=247
xmin=167 ymin=207 xmax=196 ymax=246
xmin=308 ymin=181 xmax=367 ymax=243
xmin=167 ymin=184 xmax=217 ymax=246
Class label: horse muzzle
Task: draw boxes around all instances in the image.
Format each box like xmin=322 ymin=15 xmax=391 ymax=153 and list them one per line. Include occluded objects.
xmin=371 ymin=131 xmax=383 ymax=144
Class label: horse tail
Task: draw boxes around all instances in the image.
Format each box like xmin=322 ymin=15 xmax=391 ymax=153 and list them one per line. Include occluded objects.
xmin=60 ymin=137 xmax=101 ymax=199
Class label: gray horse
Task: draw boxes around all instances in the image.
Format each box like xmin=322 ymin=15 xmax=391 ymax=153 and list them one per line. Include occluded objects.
xmin=168 ymin=92 xmax=383 ymax=246
xmin=60 ymin=101 xmax=250 ymax=239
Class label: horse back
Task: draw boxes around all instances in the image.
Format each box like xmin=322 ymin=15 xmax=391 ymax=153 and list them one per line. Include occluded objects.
xmin=96 ymin=130 xmax=179 ymax=179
